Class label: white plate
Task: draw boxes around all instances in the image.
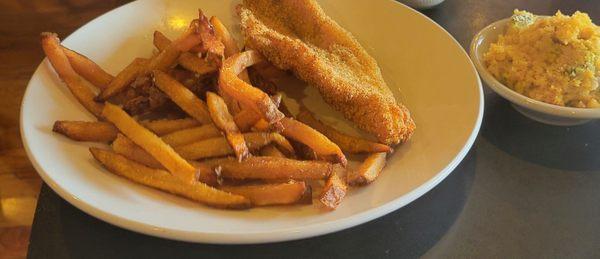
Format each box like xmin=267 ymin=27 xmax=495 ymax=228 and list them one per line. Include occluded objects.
xmin=21 ymin=0 xmax=483 ymax=244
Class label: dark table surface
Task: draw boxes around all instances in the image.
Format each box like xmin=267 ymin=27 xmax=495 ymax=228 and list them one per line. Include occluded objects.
xmin=27 ymin=0 xmax=600 ymax=258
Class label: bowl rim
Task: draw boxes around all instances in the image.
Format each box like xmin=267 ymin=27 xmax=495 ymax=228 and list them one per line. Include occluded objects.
xmin=469 ymin=18 xmax=600 ymax=119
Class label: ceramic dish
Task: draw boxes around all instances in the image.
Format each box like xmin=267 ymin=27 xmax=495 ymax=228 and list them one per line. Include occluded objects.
xmin=471 ymin=18 xmax=600 ymax=126
xmin=21 ymin=0 xmax=483 ymax=244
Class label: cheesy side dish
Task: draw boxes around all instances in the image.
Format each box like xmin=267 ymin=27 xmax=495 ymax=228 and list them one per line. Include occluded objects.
xmin=485 ymin=10 xmax=600 ymax=108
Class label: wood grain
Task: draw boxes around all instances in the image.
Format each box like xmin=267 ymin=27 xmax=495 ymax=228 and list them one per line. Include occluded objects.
xmin=0 ymin=1 xmax=131 ymax=257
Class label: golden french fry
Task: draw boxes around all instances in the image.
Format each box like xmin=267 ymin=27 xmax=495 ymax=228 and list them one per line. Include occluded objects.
xmin=160 ymin=124 xmax=221 ymax=146
xmin=347 ymin=152 xmax=387 ymax=186
xmin=40 ymin=32 xmax=103 ymax=118
xmin=280 ymin=117 xmax=346 ymax=166
xmin=62 ymin=46 xmax=114 ymax=89
xmin=260 ymin=144 xmax=286 ymax=158
xmin=209 ymin=16 xmax=239 ymax=58
xmin=233 ymin=109 xmax=260 ymax=132
xmin=219 ymin=181 xmax=308 ymax=206
xmin=269 ymin=133 xmax=295 ymax=156
xmin=140 ymin=118 xmax=201 ymax=135
xmin=297 ymin=108 xmax=392 ymax=154
xmin=96 ymin=57 xmax=147 ymax=101
xmin=219 ymin=51 xmax=284 ymax=124
xmin=90 ymin=148 xmax=250 ymax=209
xmin=153 ymin=31 xmax=217 ymax=75
xmin=53 ymin=120 xmax=117 ymax=142
xmin=209 ymin=156 xmax=334 ymax=180
xmin=142 ymin=19 xmax=205 ymax=74
xmin=112 ymin=134 xmax=218 ymax=185
xmin=320 ymin=173 xmax=347 ymax=210
xmin=102 ymin=103 xmax=198 ymax=183
xmin=197 ymin=10 xmax=225 ymax=65
xmin=174 ymin=132 xmax=276 ymax=160
xmin=245 ymin=94 xmax=284 ymax=132
xmin=153 ymin=70 xmax=212 ymax=124
xmin=206 ymin=92 xmax=249 ymax=161
xmin=112 ymin=133 xmax=164 ymax=169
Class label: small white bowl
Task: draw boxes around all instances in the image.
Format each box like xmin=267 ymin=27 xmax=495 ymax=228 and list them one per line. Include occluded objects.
xmin=470 ymin=18 xmax=600 ymax=126
xmin=398 ymin=0 xmax=445 ymax=9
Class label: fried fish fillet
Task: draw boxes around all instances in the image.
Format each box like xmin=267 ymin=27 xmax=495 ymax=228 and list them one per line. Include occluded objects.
xmin=239 ymin=0 xmax=415 ymax=145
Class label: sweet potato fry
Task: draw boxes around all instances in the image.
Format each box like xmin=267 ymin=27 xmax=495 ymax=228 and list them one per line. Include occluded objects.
xmin=211 ymin=157 xmax=334 ymax=180
xmin=320 ymin=173 xmax=347 ymax=210
xmin=53 ymin=120 xmax=117 ymax=142
xmin=140 ymin=118 xmax=201 ymax=135
xmin=153 ymin=31 xmax=217 ymax=75
xmin=96 ymin=57 xmax=147 ymax=101
xmin=219 ymin=50 xmax=284 ymax=124
xmin=219 ymin=181 xmax=308 ymax=206
xmin=297 ymin=108 xmax=392 ymax=154
xmin=206 ymin=92 xmax=249 ymax=161
xmin=260 ymin=144 xmax=286 ymax=158
xmin=62 ymin=46 xmax=114 ymax=89
xmin=90 ymin=148 xmax=250 ymax=209
xmin=347 ymin=152 xmax=387 ymax=186
xmin=153 ymin=70 xmax=212 ymax=124
xmin=102 ymin=103 xmax=198 ymax=183
xmin=174 ymin=132 xmax=277 ymax=160
xmin=280 ymin=117 xmax=346 ymax=166
xmin=112 ymin=133 xmax=163 ymax=169
xmin=160 ymin=124 xmax=220 ymax=146
xmin=40 ymin=32 xmax=103 ymax=117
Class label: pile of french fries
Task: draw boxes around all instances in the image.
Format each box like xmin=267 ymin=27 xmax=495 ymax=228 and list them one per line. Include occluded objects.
xmin=42 ymin=10 xmax=392 ymax=210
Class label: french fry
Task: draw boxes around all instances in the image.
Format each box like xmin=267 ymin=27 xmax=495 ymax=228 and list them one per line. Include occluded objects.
xmin=210 ymin=157 xmax=334 ymax=180
xmin=320 ymin=172 xmax=347 ymax=210
xmin=260 ymin=144 xmax=286 ymax=158
xmin=112 ymin=133 xmax=164 ymax=169
xmin=40 ymin=32 xmax=103 ymax=118
xmin=96 ymin=57 xmax=147 ymax=101
xmin=153 ymin=31 xmax=217 ymax=75
xmin=206 ymin=15 xmax=247 ymax=114
xmin=246 ymin=93 xmax=284 ymax=132
xmin=206 ymin=92 xmax=249 ymax=161
xmin=297 ymin=108 xmax=392 ymax=154
xmin=62 ymin=46 xmax=114 ymax=89
xmin=111 ymin=133 xmax=218 ymax=186
xmin=90 ymin=148 xmax=250 ymax=209
xmin=347 ymin=152 xmax=387 ymax=186
xmin=269 ymin=132 xmax=295 ymax=156
xmin=142 ymin=19 xmax=205 ymax=74
xmin=53 ymin=120 xmax=117 ymax=142
xmin=233 ymin=109 xmax=260 ymax=132
xmin=174 ymin=132 xmax=278 ymax=160
xmin=153 ymin=70 xmax=212 ymax=124
xmin=219 ymin=181 xmax=308 ymax=206
xmin=219 ymin=50 xmax=284 ymax=124
xmin=112 ymin=134 xmax=219 ymax=185
xmin=197 ymin=10 xmax=225 ymax=65
xmin=102 ymin=103 xmax=198 ymax=183
xmin=280 ymin=117 xmax=347 ymax=166
xmin=140 ymin=118 xmax=201 ymax=135
xmin=209 ymin=16 xmax=239 ymax=58
xmin=160 ymin=124 xmax=221 ymax=146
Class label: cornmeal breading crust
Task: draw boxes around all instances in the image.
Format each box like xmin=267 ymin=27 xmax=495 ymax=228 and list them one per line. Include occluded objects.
xmin=239 ymin=0 xmax=415 ymax=145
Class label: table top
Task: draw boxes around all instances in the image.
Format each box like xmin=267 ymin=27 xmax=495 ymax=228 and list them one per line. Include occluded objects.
xmin=18 ymin=0 xmax=600 ymax=258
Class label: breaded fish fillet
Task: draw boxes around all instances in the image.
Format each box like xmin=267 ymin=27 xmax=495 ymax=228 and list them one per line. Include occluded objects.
xmin=239 ymin=0 xmax=415 ymax=145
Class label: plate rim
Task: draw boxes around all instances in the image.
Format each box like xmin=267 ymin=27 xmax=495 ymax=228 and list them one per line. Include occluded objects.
xmin=20 ymin=0 xmax=484 ymax=244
